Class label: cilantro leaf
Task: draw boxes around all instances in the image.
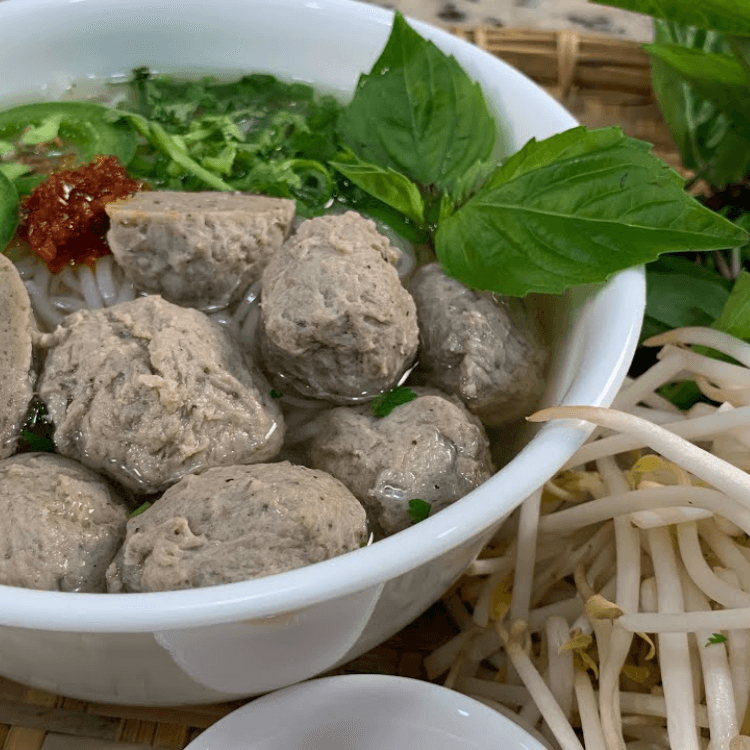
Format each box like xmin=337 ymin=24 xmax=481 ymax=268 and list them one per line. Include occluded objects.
xmin=370 ymin=386 xmax=418 ymax=417
xmin=435 ymin=126 xmax=748 ymax=297
xmin=339 ymin=12 xmax=496 ymax=195
xmin=20 ymin=431 xmax=55 ymax=453
xmin=706 ymin=633 xmax=728 ymax=646
xmin=117 ymin=71 xmax=344 ymax=215
xmin=108 ymin=111 xmax=234 ymax=192
xmin=130 ymin=501 xmax=152 ymax=518
xmin=407 ymin=498 xmax=432 ymax=524
xmin=19 ymin=113 xmax=64 ymax=145
xmin=0 ymin=168 xmax=18 ymax=251
xmin=16 ymin=399 xmax=55 ymax=454
xmin=590 ymin=0 xmax=750 ymax=37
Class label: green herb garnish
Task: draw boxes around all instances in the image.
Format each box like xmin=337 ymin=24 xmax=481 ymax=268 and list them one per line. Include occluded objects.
xmin=269 ymin=389 xmax=283 ymax=400
xmin=0 ymin=169 xmax=17 ymax=251
xmin=407 ymin=498 xmax=432 ymax=524
xmin=105 ymin=71 xmax=345 ymax=216
xmin=16 ymin=399 xmax=55 ymax=454
xmin=339 ymin=13 xmax=496 ymax=197
xmin=705 ymin=633 xmax=728 ymax=646
xmin=370 ymin=386 xmax=418 ymax=417
xmin=130 ymin=501 xmax=152 ymax=518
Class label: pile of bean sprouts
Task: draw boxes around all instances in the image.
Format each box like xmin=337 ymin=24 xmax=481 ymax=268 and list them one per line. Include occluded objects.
xmin=427 ymin=327 xmax=750 ymax=750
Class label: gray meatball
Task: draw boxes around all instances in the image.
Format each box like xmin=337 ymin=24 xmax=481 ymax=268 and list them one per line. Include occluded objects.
xmin=258 ymin=212 xmax=419 ymax=403
xmin=106 ymin=462 xmax=368 ymax=592
xmin=0 ymin=254 xmax=35 ymax=458
xmin=309 ymin=389 xmax=493 ymax=536
xmin=106 ymin=191 xmax=295 ymax=310
xmin=410 ymin=264 xmax=548 ymax=426
xmin=0 ymin=453 xmax=127 ymax=592
xmin=38 ymin=296 xmax=284 ymax=494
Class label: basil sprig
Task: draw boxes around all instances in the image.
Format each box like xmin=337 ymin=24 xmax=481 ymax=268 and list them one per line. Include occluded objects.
xmin=337 ymin=13 xmax=746 ymax=298
xmin=435 ymin=127 xmax=745 ymax=296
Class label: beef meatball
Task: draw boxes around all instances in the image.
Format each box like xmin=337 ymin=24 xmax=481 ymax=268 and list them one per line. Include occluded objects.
xmin=106 ymin=191 xmax=295 ymax=310
xmin=38 ymin=295 xmax=284 ymax=493
xmin=0 ymin=453 xmax=127 ymax=592
xmin=106 ymin=462 xmax=368 ymax=592
xmin=309 ymin=389 xmax=493 ymax=536
xmin=258 ymin=212 xmax=419 ymax=403
xmin=410 ymin=264 xmax=548 ymax=426
xmin=0 ymin=253 xmax=35 ymax=458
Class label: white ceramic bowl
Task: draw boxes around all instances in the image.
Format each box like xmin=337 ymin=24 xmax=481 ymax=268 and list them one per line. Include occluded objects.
xmin=0 ymin=0 xmax=645 ymax=705
xmin=184 ymin=675 xmax=551 ymax=750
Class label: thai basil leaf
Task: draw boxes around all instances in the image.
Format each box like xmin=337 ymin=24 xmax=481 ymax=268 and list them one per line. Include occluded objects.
xmin=435 ymin=127 xmax=748 ymax=297
xmin=644 ymin=45 xmax=750 ymax=139
xmin=650 ymin=20 xmax=750 ymax=186
xmin=590 ymin=0 xmax=750 ymax=37
xmin=330 ymin=152 xmax=425 ymax=225
xmin=339 ymin=12 xmax=496 ymax=194
xmin=644 ymin=270 xmax=729 ymax=339
xmin=0 ymin=169 xmax=18 ymax=251
xmin=370 ymin=386 xmax=418 ymax=418
xmin=713 ymin=270 xmax=750 ymax=339
xmin=728 ymin=35 xmax=750 ymax=84
xmin=407 ymin=498 xmax=432 ymax=524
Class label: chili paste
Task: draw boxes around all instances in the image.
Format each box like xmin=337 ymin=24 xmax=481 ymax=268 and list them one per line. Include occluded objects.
xmin=20 ymin=156 xmax=141 ymax=272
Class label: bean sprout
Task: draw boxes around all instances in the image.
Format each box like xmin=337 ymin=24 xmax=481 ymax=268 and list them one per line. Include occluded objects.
xmin=425 ymin=330 xmax=750 ymax=748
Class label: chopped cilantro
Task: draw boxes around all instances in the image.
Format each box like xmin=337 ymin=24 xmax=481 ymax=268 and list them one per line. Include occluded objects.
xmin=20 ymin=431 xmax=55 ymax=453
xmin=269 ymin=389 xmax=283 ymax=400
xmin=370 ymin=386 xmax=417 ymax=417
xmin=407 ymin=498 xmax=431 ymax=524
xmin=705 ymin=633 xmax=728 ymax=646
xmin=116 ymin=70 xmax=345 ymax=215
xmin=129 ymin=501 xmax=152 ymax=518
xmin=17 ymin=399 xmax=55 ymax=454
xmin=706 ymin=633 xmax=727 ymax=646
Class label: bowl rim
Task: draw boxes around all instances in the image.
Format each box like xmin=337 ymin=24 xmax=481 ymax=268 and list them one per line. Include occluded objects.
xmin=0 ymin=0 xmax=646 ymax=632
xmin=183 ymin=673 xmax=550 ymax=750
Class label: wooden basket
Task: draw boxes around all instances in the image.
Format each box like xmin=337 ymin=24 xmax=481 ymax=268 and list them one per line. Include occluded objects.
xmin=0 ymin=25 xmax=677 ymax=750
xmin=449 ymin=26 xmax=681 ymax=170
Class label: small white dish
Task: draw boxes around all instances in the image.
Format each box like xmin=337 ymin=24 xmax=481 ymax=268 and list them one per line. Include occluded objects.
xmin=185 ymin=674 xmax=549 ymax=750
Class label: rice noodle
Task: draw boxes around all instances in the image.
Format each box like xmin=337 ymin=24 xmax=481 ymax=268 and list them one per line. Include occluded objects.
xmin=94 ymin=255 xmax=118 ymax=306
xmin=77 ymin=265 xmax=104 ymax=309
xmin=115 ymin=283 xmax=136 ymax=304
xmin=12 ymin=247 xmax=140 ymax=329
xmin=51 ymin=296 xmax=88 ymax=313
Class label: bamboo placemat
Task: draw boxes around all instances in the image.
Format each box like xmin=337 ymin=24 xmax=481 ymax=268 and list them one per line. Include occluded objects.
xmin=0 ymin=25 xmax=678 ymax=750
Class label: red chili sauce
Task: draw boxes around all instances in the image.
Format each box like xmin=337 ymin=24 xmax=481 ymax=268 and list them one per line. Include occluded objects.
xmin=20 ymin=155 xmax=140 ymax=273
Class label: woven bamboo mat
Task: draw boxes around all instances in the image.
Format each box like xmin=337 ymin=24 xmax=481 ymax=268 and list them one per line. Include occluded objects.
xmin=0 ymin=25 xmax=678 ymax=750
